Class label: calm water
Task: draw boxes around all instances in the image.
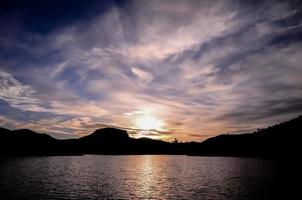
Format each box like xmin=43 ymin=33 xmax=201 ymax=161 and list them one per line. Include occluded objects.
xmin=0 ymin=155 xmax=278 ymax=199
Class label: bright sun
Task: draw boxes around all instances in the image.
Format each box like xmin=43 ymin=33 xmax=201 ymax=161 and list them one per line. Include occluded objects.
xmin=135 ymin=114 xmax=163 ymax=130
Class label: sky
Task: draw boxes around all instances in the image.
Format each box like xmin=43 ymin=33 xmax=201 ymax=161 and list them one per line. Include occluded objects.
xmin=0 ymin=0 xmax=302 ymax=141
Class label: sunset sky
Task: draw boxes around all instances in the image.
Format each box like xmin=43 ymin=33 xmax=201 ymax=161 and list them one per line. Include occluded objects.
xmin=0 ymin=0 xmax=301 ymax=141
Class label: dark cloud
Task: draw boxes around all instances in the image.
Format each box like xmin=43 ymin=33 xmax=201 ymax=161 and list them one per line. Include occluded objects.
xmin=0 ymin=0 xmax=119 ymax=34
xmin=215 ymin=97 xmax=302 ymax=124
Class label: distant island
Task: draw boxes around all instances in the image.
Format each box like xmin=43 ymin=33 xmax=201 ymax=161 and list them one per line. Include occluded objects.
xmin=0 ymin=116 xmax=301 ymax=158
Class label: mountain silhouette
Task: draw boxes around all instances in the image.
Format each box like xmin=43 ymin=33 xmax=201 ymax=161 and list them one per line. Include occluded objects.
xmin=81 ymin=128 xmax=129 ymax=142
xmin=79 ymin=128 xmax=131 ymax=154
xmin=78 ymin=128 xmax=177 ymax=154
xmin=0 ymin=128 xmax=60 ymax=156
xmin=0 ymin=116 xmax=301 ymax=157
xmin=188 ymin=115 xmax=301 ymax=157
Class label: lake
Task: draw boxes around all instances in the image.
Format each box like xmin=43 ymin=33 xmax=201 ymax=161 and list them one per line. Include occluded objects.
xmin=0 ymin=155 xmax=279 ymax=199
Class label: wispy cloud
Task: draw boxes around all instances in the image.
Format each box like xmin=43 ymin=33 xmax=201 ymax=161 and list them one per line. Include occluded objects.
xmin=0 ymin=69 xmax=41 ymax=111
xmin=0 ymin=0 xmax=302 ymax=141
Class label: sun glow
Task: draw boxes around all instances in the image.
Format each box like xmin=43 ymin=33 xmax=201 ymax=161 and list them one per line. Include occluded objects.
xmin=135 ymin=114 xmax=164 ymax=131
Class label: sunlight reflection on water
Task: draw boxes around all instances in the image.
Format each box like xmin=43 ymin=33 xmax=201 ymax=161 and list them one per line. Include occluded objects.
xmin=0 ymin=155 xmax=277 ymax=199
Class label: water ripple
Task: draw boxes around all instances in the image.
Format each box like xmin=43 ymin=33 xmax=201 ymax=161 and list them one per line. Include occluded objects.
xmin=0 ymin=155 xmax=277 ymax=199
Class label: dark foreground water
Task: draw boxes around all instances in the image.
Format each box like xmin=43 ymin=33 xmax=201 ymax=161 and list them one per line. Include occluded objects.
xmin=0 ymin=155 xmax=279 ymax=199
